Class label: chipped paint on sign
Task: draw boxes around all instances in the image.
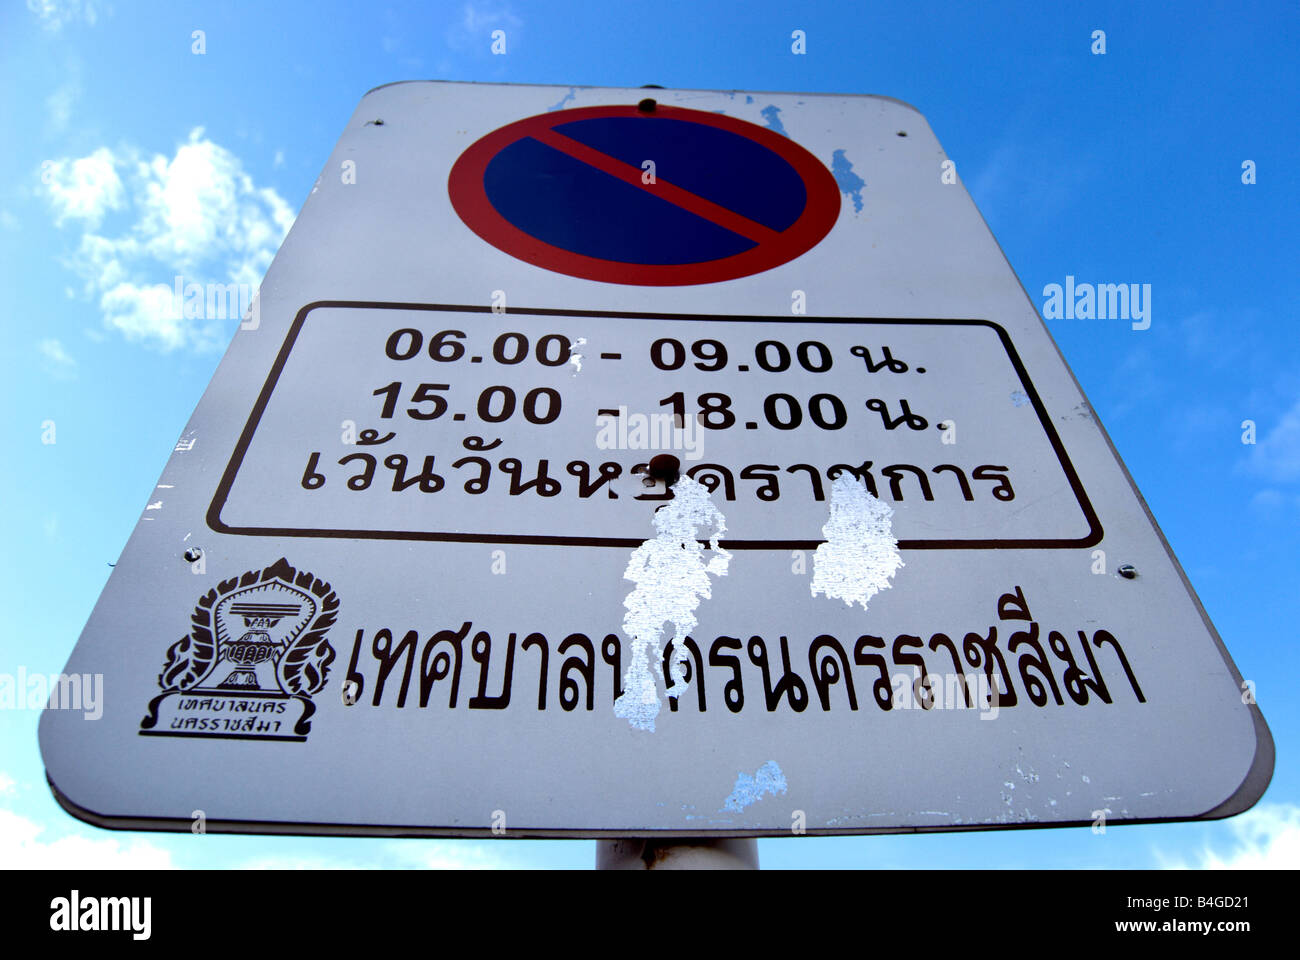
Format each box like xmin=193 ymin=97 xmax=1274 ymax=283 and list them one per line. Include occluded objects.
xmin=570 ymin=336 xmax=586 ymax=375
xmin=614 ymin=476 xmax=731 ymax=732
xmin=722 ymin=760 xmax=787 ymax=812
xmin=810 ymin=474 xmax=904 ymax=611
xmin=547 ymin=87 xmax=577 ymax=112
xmin=760 ymin=104 xmax=788 ymax=136
xmin=831 ymin=149 xmax=865 ymax=213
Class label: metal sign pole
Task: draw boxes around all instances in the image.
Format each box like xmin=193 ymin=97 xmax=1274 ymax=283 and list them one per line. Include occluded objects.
xmin=596 ymin=838 xmax=759 ymax=870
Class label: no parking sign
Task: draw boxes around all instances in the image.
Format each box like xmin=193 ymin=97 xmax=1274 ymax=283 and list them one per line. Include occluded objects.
xmin=448 ymin=103 xmax=841 ymax=285
xmin=41 ymin=82 xmax=1271 ymax=839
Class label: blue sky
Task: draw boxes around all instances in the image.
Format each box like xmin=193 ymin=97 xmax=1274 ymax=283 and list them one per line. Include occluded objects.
xmin=1 ymin=0 xmax=1296 ymax=869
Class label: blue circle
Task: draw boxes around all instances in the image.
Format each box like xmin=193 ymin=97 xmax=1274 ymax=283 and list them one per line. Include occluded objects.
xmin=482 ymin=116 xmax=808 ymax=266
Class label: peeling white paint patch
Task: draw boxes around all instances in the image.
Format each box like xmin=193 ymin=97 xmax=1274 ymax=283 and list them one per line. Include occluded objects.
xmin=1015 ymin=764 xmax=1040 ymax=784
xmin=614 ymin=475 xmax=731 ymax=731
xmin=570 ymin=337 xmax=586 ymax=376
xmin=722 ymin=760 xmax=787 ymax=812
xmin=810 ymin=474 xmax=904 ymax=611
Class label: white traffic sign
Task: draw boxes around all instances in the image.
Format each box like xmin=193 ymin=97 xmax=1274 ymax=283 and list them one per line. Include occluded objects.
xmin=41 ymin=82 xmax=1271 ymax=837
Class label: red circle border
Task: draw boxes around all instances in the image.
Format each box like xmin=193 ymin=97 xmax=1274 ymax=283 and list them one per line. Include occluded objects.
xmin=447 ymin=104 xmax=841 ymax=286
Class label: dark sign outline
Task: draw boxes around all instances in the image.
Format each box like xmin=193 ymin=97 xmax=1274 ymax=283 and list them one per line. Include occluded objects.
xmin=208 ymin=301 xmax=1103 ymax=551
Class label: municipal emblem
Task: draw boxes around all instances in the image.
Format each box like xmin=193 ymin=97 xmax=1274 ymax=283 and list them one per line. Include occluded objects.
xmin=140 ymin=558 xmax=339 ymax=741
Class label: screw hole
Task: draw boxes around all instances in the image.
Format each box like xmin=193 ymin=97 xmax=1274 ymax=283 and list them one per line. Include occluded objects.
xmin=647 ymin=454 xmax=681 ymax=486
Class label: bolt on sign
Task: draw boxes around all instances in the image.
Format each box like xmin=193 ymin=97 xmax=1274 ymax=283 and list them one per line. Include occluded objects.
xmin=41 ymin=83 xmax=1271 ymax=837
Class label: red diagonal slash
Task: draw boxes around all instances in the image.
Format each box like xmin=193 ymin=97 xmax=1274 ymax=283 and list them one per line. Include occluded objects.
xmin=530 ymin=127 xmax=782 ymax=245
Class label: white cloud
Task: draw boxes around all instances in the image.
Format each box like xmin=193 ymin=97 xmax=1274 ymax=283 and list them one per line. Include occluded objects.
xmin=98 ymin=282 xmax=191 ymax=350
xmin=970 ymin=133 xmax=1096 ymax=234
xmin=1250 ymin=489 xmax=1285 ymax=508
xmin=27 ymin=0 xmax=101 ymax=30
xmin=396 ymin=841 xmax=511 ymax=870
xmin=462 ymin=2 xmax=521 ymax=32
xmin=1159 ymin=803 xmax=1300 ymax=869
xmin=968 ymin=141 xmax=1014 ymax=209
xmin=1244 ymin=398 xmax=1300 ymax=483
xmin=446 ymin=2 xmax=521 ymax=52
xmin=235 ymin=853 xmax=364 ymax=870
xmin=43 ymin=148 xmax=124 ymax=227
xmin=46 ymin=81 xmax=78 ymax=135
xmin=133 ymin=129 xmax=292 ymax=279
xmin=238 ymin=840 xmax=511 ymax=871
xmin=37 ymin=338 xmax=78 ymax=378
xmin=0 ymin=806 xmax=175 ymax=869
xmin=0 ymin=769 xmax=511 ymax=870
xmin=43 ymin=129 xmax=293 ymax=351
